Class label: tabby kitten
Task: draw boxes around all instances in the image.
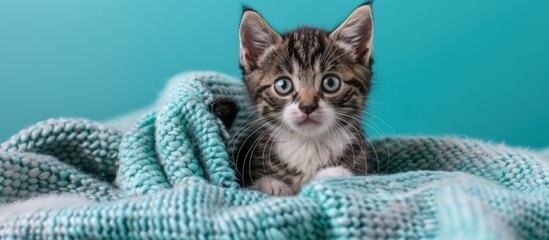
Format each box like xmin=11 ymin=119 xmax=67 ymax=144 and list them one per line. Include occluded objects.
xmin=235 ymin=3 xmax=374 ymax=195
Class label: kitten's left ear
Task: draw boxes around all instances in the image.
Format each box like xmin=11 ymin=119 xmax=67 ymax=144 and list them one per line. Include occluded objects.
xmin=239 ymin=9 xmax=282 ymax=69
xmin=330 ymin=4 xmax=374 ymax=64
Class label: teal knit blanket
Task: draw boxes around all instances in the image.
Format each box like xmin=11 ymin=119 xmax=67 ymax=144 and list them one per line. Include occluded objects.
xmin=1 ymin=72 xmax=549 ymax=239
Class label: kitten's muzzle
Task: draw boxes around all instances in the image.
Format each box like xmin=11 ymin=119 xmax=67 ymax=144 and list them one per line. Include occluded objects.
xmin=297 ymin=117 xmax=319 ymax=125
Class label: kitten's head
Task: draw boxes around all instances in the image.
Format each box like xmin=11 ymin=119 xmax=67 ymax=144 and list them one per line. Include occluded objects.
xmin=239 ymin=4 xmax=374 ymax=137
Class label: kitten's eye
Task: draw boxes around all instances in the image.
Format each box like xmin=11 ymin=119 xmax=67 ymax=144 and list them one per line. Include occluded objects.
xmin=322 ymin=76 xmax=341 ymax=93
xmin=274 ymin=78 xmax=293 ymax=95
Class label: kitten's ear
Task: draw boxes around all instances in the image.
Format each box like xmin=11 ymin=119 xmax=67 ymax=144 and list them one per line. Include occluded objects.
xmin=239 ymin=9 xmax=282 ymax=69
xmin=330 ymin=4 xmax=374 ymax=64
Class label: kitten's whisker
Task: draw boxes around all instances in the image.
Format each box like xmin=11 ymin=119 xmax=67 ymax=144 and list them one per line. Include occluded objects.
xmin=325 ymin=117 xmax=348 ymax=170
xmin=226 ymin=107 xmax=261 ymax=147
xmin=332 ymin=117 xmax=366 ymax=174
xmin=334 ymin=113 xmax=376 ymax=174
xmin=280 ymin=124 xmax=293 ymax=177
xmin=237 ymin=118 xmax=279 ymax=186
xmin=341 ymin=109 xmax=401 ymax=149
xmin=352 ymin=109 xmax=401 ymax=146
xmin=328 ymin=118 xmax=358 ymax=173
xmin=248 ymin=119 xmax=284 ymax=186
xmin=230 ymin=115 xmax=265 ymax=179
xmin=349 ymin=109 xmax=403 ymax=173
xmin=336 ymin=112 xmax=391 ymax=174
xmin=261 ymin=120 xmax=282 ymax=177
xmin=339 ymin=121 xmax=363 ymax=174
xmin=358 ymin=111 xmax=399 ymax=136
xmin=267 ymin=121 xmax=292 ymax=181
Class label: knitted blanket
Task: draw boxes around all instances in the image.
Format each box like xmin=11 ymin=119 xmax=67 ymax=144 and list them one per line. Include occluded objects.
xmin=1 ymin=72 xmax=548 ymax=239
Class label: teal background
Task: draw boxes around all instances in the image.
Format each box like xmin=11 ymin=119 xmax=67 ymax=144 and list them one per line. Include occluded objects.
xmin=0 ymin=0 xmax=548 ymax=148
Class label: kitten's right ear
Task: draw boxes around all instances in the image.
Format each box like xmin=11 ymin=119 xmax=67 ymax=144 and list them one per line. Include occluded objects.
xmin=239 ymin=9 xmax=282 ymax=69
xmin=330 ymin=4 xmax=374 ymax=64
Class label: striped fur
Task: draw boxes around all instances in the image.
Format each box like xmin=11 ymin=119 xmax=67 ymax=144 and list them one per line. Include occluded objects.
xmin=235 ymin=4 xmax=374 ymax=195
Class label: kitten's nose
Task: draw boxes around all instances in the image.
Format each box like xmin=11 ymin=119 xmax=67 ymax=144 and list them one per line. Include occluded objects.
xmin=298 ymin=103 xmax=317 ymax=114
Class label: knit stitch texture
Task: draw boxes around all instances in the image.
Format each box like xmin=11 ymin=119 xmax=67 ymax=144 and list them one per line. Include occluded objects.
xmin=1 ymin=72 xmax=548 ymax=239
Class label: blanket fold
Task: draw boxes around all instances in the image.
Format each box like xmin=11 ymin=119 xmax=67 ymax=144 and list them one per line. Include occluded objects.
xmin=1 ymin=72 xmax=548 ymax=239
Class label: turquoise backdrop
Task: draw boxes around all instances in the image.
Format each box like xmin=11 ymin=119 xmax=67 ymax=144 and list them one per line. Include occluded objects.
xmin=1 ymin=0 xmax=548 ymax=148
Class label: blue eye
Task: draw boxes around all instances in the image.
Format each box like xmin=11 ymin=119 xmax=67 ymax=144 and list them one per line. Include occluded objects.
xmin=274 ymin=78 xmax=293 ymax=95
xmin=322 ymin=75 xmax=341 ymax=92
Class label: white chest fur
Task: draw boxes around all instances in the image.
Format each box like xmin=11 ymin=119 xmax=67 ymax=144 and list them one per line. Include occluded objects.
xmin=275 ymin=128 xmax=352 ymax=188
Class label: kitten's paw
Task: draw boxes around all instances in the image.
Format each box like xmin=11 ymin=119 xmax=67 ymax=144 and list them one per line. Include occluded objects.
xmin=249 ymin=176 xmax=294 ymax=196
xmin=314 ymin=166 xmax=354 ymax=180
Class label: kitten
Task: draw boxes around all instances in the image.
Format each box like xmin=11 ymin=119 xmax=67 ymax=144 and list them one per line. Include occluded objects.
xmin=234 ymin=3 xmax=374 ymax=195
